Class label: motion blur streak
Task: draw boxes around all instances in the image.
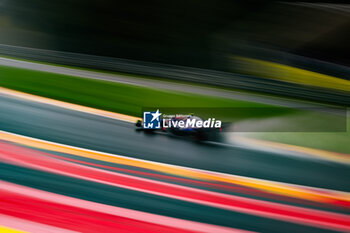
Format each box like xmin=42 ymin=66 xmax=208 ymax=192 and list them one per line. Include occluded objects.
xmin=0 ymin=226 xmax=27 ymax=233
xmin=0 ymin=215 xmax=79 ymax=233
xmin=234 ymin=137 xmax=350 ymax=165
xmin=1 ymin=130 xmax=349 ymax=207
xmin=1 ymin=1 xmax=349 ymax=232
xmin=0 ymin=87 xmax=141 ymax=123
xmin=0 ymin=181 xmax=251 ymax=233
xmin=1 ymin=141 xmax=350 ymax=233
xmin=34 ymin=150 xmax=347 ymax=208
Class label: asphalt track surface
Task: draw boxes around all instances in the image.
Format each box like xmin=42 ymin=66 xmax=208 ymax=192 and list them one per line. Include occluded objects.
xmin=1 ymin=94 xmax=349 ymax=192
xmin=1 ymin=92 xmax=350 ymax=232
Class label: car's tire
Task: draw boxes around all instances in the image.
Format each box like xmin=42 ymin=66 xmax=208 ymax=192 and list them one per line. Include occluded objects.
xmin=135 ymin=120 xmax=142 ymax=127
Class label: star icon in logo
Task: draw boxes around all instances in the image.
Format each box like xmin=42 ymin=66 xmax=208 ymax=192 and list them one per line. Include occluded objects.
xmin=151 ymin=109 xmax=161 ymax=122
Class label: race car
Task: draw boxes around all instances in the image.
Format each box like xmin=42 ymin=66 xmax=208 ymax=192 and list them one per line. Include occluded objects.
xmin=135 ymin=114 xmax=222 ymax=141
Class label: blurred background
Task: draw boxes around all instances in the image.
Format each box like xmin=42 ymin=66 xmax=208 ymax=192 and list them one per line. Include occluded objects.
xmin=1 ymin=1 xmax=350 ymax=233
xmin=1 ymin=0 xmax=350 ymax=68
xmin=1 ymin=0 xmax=350 ymax=104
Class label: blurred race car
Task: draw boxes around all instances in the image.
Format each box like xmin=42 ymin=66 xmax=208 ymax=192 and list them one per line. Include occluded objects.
xmin=135 ymin=115 xmax=222 ymax=141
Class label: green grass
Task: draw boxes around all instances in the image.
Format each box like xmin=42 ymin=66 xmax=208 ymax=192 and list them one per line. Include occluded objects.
xmin=1 ymin=54 xmax=313 ymax=103
xmin=240 ymin=116 xmax=350 ymax=154
xmin=1 ymin=64 xmax=348 ymax=153
xmin=0 ymin=65 xmax=270 ymax=117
